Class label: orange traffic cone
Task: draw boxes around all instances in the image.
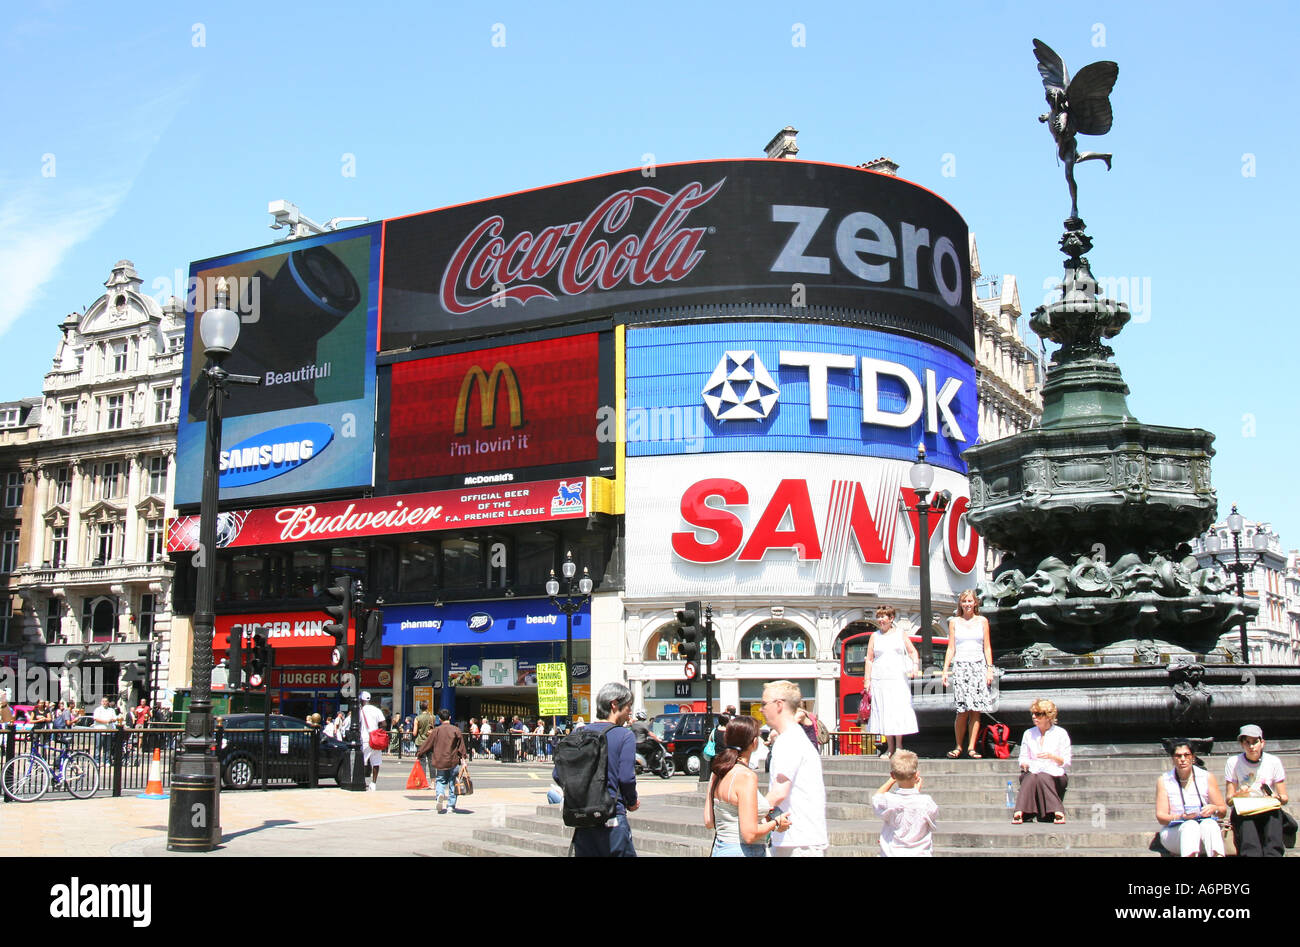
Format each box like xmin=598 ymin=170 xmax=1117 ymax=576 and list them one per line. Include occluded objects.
xmin=137 ymin=748 xmax=168 ymax=799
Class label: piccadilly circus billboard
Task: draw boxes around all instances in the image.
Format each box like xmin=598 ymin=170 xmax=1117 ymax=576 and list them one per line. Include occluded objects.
xmin=175 ymin=225 xmax=381 ymax=507
xmin=376 ymin=331 xmax=615 ymax=492
xmin=625 ymin=453 xmax=980 ymax=600
xmin=380 ymin=159 xmax=973 ymax=359
xmin=625 ymin=322 xmax=976 ymax=474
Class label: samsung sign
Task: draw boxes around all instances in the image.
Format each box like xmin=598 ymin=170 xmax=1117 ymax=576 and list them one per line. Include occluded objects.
xmin=625 ymin=322 xmax=977 ymax=473
xmin=219 ymin=422 xmax=334 ymax=487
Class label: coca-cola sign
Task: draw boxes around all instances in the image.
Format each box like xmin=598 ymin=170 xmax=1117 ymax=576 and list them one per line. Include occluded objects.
xmin=440 ymin=180 xmax=724 ymax=315
xmin=381 ymin=159 xmax=973 ymax=356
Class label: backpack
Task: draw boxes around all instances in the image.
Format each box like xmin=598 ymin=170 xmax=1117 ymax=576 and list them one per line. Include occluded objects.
xmin=554 ymin=724 xmax=620 ymax=828
xmin=980 ymin=721 xmax=1013 ymax=759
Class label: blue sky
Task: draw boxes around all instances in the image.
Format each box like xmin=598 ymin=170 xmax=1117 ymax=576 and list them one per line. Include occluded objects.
xmin=3 ymin=1 xmax=1296 ymax=548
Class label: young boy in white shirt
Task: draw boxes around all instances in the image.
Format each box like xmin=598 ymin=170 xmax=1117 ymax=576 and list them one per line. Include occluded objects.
xmin=872 ymin=749 xmax=938 ymax=856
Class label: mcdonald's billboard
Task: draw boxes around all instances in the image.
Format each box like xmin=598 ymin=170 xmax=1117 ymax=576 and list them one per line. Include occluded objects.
xmin=376 ymin=331 xmax=614 ymax=491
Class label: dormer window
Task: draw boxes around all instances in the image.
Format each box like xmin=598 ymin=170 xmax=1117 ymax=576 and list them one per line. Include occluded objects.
xmin=111 ymin=341 xmax=128 ymax=374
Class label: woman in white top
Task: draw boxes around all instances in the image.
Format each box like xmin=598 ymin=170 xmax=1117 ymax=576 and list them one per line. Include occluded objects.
xmin=864 ymin=604 xmax=920 ymax=757
xmin=1155 ymin=741 xmax=1226 ymax=856
xmin=941 ymin=590 xmax=995 ymax=759
xmin=1012 ymin=698 xmax=1072 ymax=824
xmin=703 ymin=715 xmax=791 ymax=856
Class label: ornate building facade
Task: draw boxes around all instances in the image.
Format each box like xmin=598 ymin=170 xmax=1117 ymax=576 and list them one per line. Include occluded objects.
xmin=1188 ymin=512 xmax=1300 ymax=665
xmin=7 ymin=260 xmax=184 ymax=705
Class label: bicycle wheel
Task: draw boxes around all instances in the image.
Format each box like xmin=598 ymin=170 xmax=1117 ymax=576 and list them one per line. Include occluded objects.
xmin=61 ymin=752 xmax=100 ymax=799
xmin=2 ymin=755 xmax=51 ymax=802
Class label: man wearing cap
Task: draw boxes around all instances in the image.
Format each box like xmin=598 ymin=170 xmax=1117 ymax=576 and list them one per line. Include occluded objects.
xmin=1224 ymin=724 xmax=1289 ymax=857
xmin=344 ymin=692 xmax=387 ymax=791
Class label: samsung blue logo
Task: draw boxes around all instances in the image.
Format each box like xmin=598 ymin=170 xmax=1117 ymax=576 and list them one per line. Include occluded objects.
xmin=219 ymin=423 xmax=334 ymax=487
xmin=467 ymin=612 xmax=494 ymax=633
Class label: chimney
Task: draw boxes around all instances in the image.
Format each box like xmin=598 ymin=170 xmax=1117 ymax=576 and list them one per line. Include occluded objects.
xmin=860 ymin=156 xmax=899 ymax=176
xmin=764 ymin=126 xmax=799 ymax=159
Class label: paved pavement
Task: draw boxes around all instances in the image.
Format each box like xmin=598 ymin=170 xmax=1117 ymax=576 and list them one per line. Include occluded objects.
xmin=0 ymin=758 xmax=686 ymax=857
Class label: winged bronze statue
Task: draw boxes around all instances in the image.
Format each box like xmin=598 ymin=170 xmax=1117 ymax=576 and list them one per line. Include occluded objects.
xmin=1033 ymin=38 xmax=1118 ymax=221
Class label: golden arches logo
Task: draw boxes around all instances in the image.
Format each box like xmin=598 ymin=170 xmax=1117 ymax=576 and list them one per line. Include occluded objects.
xmin=454 ymin=361 xmax=524 ymax=434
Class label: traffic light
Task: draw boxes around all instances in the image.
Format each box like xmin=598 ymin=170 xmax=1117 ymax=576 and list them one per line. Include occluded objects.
xmin=122 ymin=646 xmax=149 ymax=684
xmin=362 ymin=608 xmax=384 ymax=662
xmin=227 ymin=632 xmax=244 ymax=689
xmin=247 ymin=632 xmax=270 ymax=688
xmin=323 ymin=574 xmax=354 ymax=663
xmin=675 ymin=601 xmax=702 ymax=664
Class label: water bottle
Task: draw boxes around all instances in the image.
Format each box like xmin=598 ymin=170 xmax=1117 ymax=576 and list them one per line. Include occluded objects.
xmin=1005 ymin=780 xmax=1015 ymax=808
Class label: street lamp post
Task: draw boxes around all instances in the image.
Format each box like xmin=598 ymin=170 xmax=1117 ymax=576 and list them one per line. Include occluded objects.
xmin=166 ymin=280 xmax=259 ymax=852
xmin=900 ymin=445 xmax=950 ymax=673
xmin=547 ymin=551 xmax=593 ymax=719
xmin=1204 ymin=504 xmax=1268 ymax=666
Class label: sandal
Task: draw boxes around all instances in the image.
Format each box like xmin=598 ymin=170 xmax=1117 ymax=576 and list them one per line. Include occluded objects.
xmin=966 ymin=749 xmax=983 ymax=759
xmin=1011 ymin=811 xmax=1024 ymax=825
xmin=946 ymin=748 xmax=962 ymax=759
xmin=1053 ymin=812 xmax=1067 ymax=824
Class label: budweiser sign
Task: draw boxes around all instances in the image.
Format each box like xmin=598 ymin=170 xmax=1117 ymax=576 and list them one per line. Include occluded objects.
xmin=439 ymin=179 xmax=725 ymax=315
xmin=167 ymin=477 xmax=602 ymax=552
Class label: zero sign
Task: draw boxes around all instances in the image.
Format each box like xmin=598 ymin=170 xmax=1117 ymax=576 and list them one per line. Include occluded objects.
xmin=683 ymin=662 xmax=698 ymax=680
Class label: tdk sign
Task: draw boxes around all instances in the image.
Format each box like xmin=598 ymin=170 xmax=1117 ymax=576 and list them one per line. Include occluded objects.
xmin=625 ymin=322 xmax=977 ymax=473
xmin=219 ymin=422 xmax=334 ymax=487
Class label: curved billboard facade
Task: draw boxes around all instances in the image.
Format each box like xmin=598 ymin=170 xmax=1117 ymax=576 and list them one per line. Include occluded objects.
xmin=381 ymin=159 xmax=973 ymax=359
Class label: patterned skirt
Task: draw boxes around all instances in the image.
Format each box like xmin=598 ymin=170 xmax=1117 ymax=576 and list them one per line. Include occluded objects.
xmin=950 ymin=660 xmax=994 ymax=713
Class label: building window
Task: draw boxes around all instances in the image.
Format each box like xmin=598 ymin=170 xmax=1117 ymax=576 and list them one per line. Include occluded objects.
xmin=740 ymin=620 xmax=811 ymax=661
xmin=398 ymin=540 xmax=440 ymax=594
xmin=99 ymin=462 xmax=122 ymax=500
xmin=3 ymin=471 xmax=20 ymax=508
xmin=145 ymin=518 xmax=165 ymax=562
xmin=103 ymin=394 xmax=125 ymax=430
xmin=0 ymin=597 xmax=11 ymax=645
xmin=138 ymin=593 xmax=156 ymax=640
xmin=442 ymin=538 xmax=482 ymax=591
xmin=0 ymin=529 xmax=18 ymax=573
xmin=147 ymin=455 xmax=167 ymax=496
xmin=152 ymin=386 xmax=173 ymax=425
xmin=50 ymin=525 xmax=68 ymax=567
xmin=45 ymin=598 xmax=60 ymax=641
xmin=111 ymin=341 xmax=128 ymax=374
xmin=0 ymin=407 xmax=19 ymax=428
xmin=94 ymin=522 xmax=116 ymax=563
xmin=54 ymin=466 xmax=72 ymax=505
xmin=61 ymin=401 xmax=76 ymax=436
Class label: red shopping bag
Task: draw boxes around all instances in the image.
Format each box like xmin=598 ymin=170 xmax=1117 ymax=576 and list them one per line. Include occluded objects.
xmin=405 ymin=761 xmax=429 ymax=790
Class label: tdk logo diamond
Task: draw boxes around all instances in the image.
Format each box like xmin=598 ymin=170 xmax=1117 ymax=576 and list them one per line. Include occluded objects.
xmin=702 ymin=351 xmax=779 ymax=421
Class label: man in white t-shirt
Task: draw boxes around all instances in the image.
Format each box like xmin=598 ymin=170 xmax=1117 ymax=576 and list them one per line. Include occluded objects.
xmin=92 ymin=697 xmax=118 ymax=763
xmin=761 ymin=680 xmax=829 ymax=856
xmin=1224 ymin=724 xmax=1289 ymax=857
xmin=343 ymin=692 xmax=387 ymax=791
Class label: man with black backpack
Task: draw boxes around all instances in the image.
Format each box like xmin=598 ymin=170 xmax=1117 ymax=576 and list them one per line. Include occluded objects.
xmin=552 ymin=682 xmax=639 ymax=857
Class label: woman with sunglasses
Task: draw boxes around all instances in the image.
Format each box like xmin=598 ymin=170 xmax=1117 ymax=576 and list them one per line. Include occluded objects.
xmin=703 ymin=715 xmax=791 ymax=856
xmin=1011 ymin=698 xmax=1071 ymax=824
xmin=1156 ymin=741 xmax=1226 ymax=856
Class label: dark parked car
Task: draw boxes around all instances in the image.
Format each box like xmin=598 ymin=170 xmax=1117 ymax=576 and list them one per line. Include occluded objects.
xmin=217 ymin=714 xmax=350 ymax=789
xmin=650 ymin=713 xmax=713 ymax=777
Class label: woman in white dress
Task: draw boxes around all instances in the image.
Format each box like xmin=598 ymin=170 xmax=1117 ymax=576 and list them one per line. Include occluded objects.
xmin=941 ymin=590 xmax=995 ymax=758
xmin=864 ymin=604 xmax=920 ymax=757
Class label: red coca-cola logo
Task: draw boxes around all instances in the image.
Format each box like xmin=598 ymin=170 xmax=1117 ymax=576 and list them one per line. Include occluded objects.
xmin=439 ymin=179 xmax=726 ymax=315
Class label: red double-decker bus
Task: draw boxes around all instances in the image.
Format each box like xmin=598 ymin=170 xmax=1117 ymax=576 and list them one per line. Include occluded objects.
xmin=835 ymin=627 xmax=949 ymax=754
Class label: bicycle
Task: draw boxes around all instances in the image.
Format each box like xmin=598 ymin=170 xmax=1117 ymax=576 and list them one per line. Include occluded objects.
xmin=2 ymin=740 xmax=101 ymax=802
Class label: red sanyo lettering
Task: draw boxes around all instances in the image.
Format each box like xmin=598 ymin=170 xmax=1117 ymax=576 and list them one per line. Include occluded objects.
xmin=439 ymin=179 xmax=726 ymax=315
xmin=672 ymin=478 xmax=979 ymax=575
